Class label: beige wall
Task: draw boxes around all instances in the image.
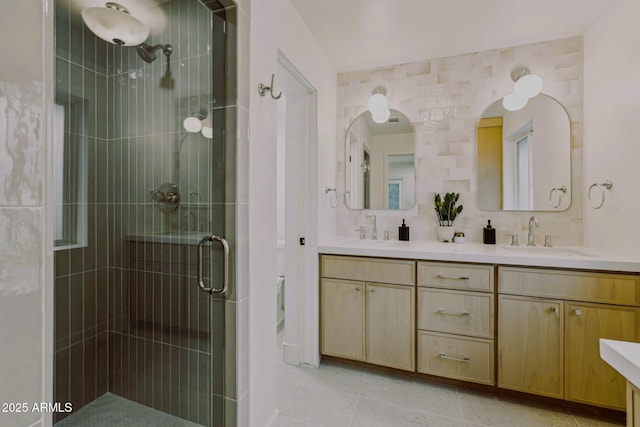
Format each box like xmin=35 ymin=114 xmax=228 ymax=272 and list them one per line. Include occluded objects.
xmin=584 ymin=0 xmax=640 ymax=256
xmin=336 ymin=37 xmax=584 ymax=246
xmin=0 ymin=1 xmax=52 ymax=426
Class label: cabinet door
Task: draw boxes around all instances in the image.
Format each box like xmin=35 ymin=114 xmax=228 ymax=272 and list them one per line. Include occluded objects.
xmin=566 ymin=302 xmax=639 ymax=409
xmin=498 ymin=295 xmax=563 ymax=398
xmin=321 ymin=278 xmax=365 ymax=360
xmin=366 ymin=282 xmax=415 ymax=371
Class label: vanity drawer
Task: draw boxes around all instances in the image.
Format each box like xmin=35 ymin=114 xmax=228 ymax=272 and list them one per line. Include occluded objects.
xmin=418 ymin=288 xmax=494 ymax=338
xmin=321 ymin=255 xmax=415 ymax=286
xmin=499 ymin=267 xmax=640 ymax=306
xmin=417 ymin=331 xmax=494 ymax=385
xmin=418 ymin=262 xmax=494 ymax=291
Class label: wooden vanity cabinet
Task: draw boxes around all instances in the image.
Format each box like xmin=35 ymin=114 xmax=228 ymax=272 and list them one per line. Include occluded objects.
xmin=498 ymin=266 xmax=640 ymax=410
xmin=416 ymin=261 xmax=495 ymax=385
xmin=320 ymin=255 xmax=415 ymax=371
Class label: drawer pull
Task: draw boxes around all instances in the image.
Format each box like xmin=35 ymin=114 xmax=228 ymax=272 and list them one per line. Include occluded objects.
xmin=437 ymin=274 xmax=470 ymax=280
xmin=438 ymin=309 xmax=470 ymax=317
xmin=439 ymin=353 xmax=471 ymax=363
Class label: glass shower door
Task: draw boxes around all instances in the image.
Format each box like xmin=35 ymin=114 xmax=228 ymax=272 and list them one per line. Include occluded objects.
xmin=53 ymin=1 xmax=237 ymax=426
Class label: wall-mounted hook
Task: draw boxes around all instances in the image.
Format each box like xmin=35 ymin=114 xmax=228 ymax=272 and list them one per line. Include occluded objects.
xmin=258 ymin=74 xmax=282 ymax=99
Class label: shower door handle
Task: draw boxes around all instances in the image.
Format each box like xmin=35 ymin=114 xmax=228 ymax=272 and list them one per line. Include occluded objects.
xmin=197 ymin=235 xmax=230 ymax=295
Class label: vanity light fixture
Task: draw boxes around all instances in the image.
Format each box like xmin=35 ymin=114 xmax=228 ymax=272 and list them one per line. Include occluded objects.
xmin=368 ymin=87 xmax=391 ymax=124
xmin=503 ymin=66 xmax=543 ymax=112
xmin=503 ymin=93 xmax=528 ymax=112
xmin=200 ymin=115 xmax=213 ymax=139
xmin=81 ymin=2 xmax=150 ymax=46
xmin=183 ymin=114 xmax=203 ymax=133
xmin=512 ymin=66 xmax=543 ymax=99
xmin=183 ymin=111 xmax=213 ymax=139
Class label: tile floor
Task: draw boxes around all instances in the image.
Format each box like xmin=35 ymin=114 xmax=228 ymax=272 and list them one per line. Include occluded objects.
xmin=276 ymin=346 xmax=626 ymax=426
xmin=55 ymin=393 xmax=201 ymax=427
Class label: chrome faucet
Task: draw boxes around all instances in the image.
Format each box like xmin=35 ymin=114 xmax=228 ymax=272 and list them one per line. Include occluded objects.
xmin=370 ymin=215 xmax=377 ymax=240
xmin=184 ymin=210 xmax=196 ymax=231
xmin=527 ymin=216 xmax=539 ymax=246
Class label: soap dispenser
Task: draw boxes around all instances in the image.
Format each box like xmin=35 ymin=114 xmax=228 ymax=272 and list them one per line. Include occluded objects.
xmin=483 ymin=220 xmax=496 ymax=244
xmin=399 ymin=219 xmax=410 ymax=241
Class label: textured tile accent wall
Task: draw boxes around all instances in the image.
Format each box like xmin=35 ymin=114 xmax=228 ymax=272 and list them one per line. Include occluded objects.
xmin=0 ymin=2 xmax=48 ymax=426
xmin=336 ymin=37 xmax=583 ymax=245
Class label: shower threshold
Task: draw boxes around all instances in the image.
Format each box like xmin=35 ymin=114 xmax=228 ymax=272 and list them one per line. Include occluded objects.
xmin=55 ymin=393 xmax=202 ymax=427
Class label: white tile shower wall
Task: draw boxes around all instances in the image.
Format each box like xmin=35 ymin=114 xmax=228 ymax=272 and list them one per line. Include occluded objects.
xmin=336 ymin=36 xmax=583 ymax=246
xmin=0 ymin=2 xmax=49 ymax=427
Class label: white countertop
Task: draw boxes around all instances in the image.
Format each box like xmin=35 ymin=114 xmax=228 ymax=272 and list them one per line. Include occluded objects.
xmin=318 ymin=239 xmax=640 ymax=272
xmin=600 ymin=339 xmax=640 ymax=389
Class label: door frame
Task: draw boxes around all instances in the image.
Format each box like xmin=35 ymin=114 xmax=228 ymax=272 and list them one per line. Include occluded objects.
xmin=277 ymin=51 xmax=319 ymax=367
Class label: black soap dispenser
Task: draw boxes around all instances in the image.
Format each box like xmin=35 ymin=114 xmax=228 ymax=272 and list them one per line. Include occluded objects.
xmin=483 ymin=220 xmax=496 ymax=244
xmin=399 ymin=219 xmax=410 ymax=241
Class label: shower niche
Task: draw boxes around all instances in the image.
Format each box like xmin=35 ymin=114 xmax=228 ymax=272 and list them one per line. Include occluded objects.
xmin=52 ymin=0 xmax=238 ymax=426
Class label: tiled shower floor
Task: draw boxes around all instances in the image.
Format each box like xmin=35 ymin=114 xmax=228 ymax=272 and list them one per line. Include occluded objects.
xmin=56 ymin=393 xmax=201 ymax=427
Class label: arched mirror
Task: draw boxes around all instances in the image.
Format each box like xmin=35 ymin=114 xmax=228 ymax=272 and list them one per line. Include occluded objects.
xmin=476 ymin=94 xmax=571 ymax=211
xmin=345 ymin=109 xmax=415 ymax=210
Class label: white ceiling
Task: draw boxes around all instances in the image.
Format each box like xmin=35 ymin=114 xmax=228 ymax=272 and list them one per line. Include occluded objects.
xmin=290 ymin=0 xmax=618 ymax=72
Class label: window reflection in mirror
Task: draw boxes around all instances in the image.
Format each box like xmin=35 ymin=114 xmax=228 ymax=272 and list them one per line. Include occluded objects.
xmin=476 ymin=94 xmax=571 ymax=211
xmin=345 ymin=109 xmax=415 ymax=210
xmin=54 ymin=97 xmax=87 ymax=249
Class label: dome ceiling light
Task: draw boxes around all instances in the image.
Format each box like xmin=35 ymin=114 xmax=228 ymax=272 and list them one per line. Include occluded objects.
xmin=81 ymin=2 xmax=150 ymax=46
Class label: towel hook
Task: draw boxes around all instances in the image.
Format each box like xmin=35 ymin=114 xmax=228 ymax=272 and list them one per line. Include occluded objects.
xmin=258 ymin=74 xmax=282 ymax=99
xmin=588 ymin=180 xmax=613 ymax=209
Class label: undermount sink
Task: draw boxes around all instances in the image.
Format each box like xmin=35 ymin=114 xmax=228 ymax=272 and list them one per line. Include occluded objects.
xmin=499 ymin=245 xmax=594 ymax=257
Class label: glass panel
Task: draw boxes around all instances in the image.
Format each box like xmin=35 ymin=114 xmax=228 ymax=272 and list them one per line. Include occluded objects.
xmin=53 ymin=1 xmax=237 ymax=426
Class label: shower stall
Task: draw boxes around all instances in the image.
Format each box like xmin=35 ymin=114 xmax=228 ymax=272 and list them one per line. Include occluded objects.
xmin=52 ymin=0 xmax=238 ymax=425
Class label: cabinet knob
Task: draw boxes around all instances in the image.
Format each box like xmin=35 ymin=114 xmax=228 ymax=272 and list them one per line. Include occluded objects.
xmin=574 ymin=309 xmax=582 ymax=316
xmin=550 ymin=307 xmax=557 ymax=313
xmin=355 ymin=287 xmax=361 ymax=292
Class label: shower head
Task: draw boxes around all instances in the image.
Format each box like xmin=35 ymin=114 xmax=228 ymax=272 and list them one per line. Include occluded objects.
xmin=136 ymin=43 xmax=173 ymax=63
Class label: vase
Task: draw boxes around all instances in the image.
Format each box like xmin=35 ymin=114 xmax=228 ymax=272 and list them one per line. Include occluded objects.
xmin=436 ymin=225 xmax=455 ymax=242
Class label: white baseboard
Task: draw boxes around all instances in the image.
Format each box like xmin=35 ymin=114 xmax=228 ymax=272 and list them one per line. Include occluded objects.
xmin=282 ymin=340 xmax=301 ymax=365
